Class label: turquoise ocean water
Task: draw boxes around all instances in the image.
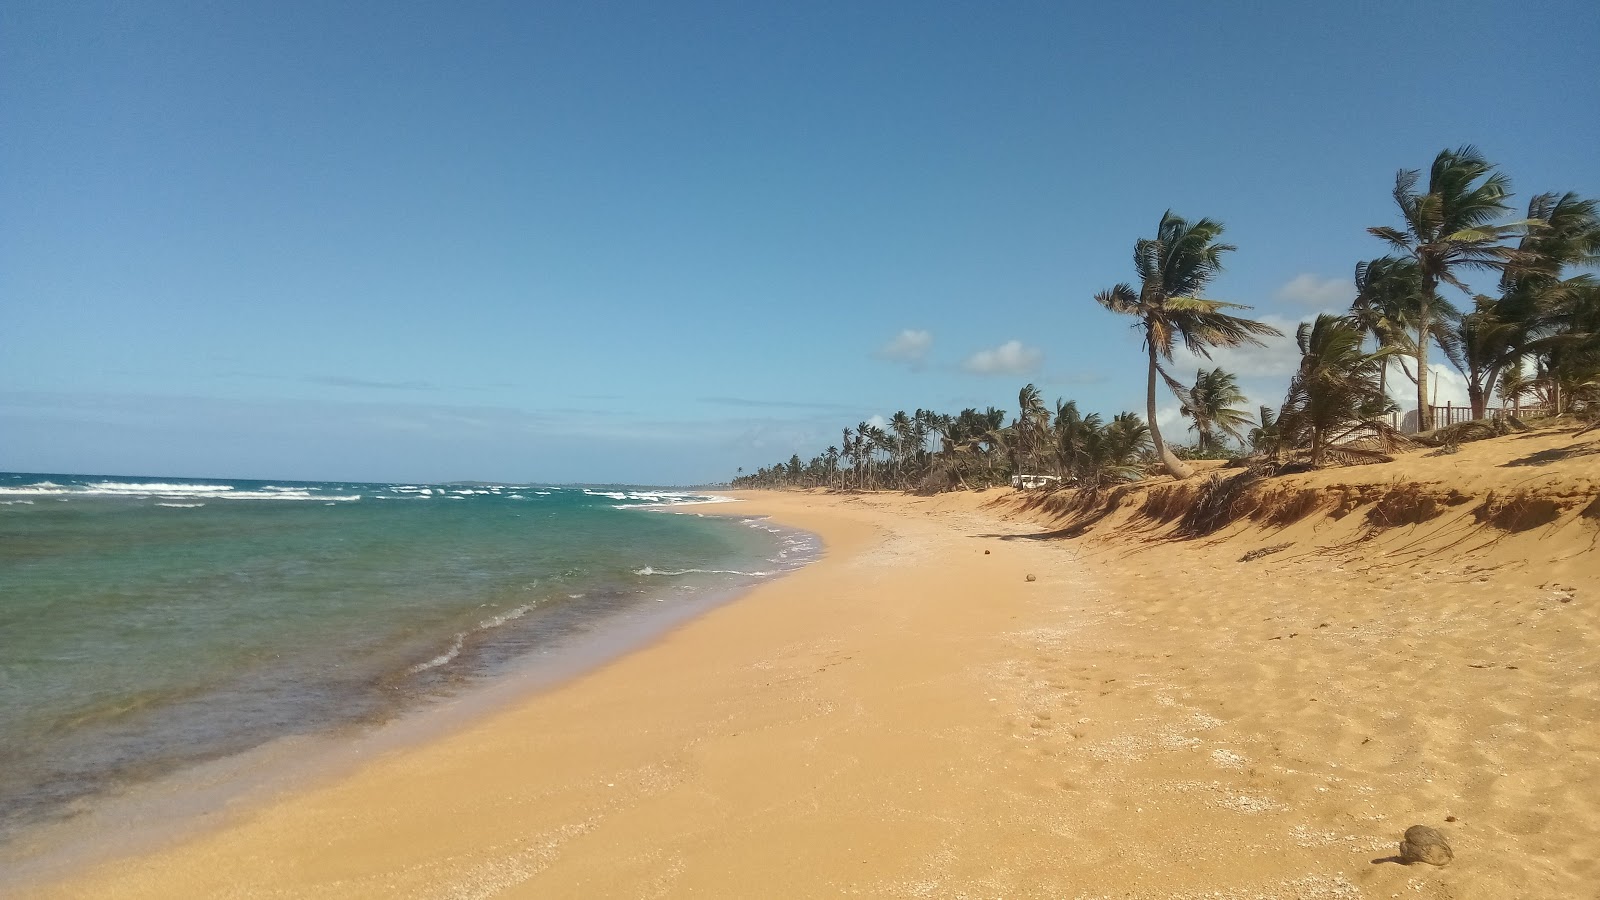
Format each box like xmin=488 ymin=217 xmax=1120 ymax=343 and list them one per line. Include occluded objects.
xmin=0 ymin=473 xmax=811 ymax=845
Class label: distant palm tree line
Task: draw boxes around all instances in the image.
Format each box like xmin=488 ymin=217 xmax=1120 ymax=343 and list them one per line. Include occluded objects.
xmin=732 ymin=146 xmax=1598 ymax=489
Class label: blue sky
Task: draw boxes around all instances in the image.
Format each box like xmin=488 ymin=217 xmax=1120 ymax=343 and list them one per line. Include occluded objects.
xmin=4 ymin=1 xmax=1597 ymax=484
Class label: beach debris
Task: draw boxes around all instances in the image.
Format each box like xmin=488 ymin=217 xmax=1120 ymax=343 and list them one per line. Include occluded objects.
xmin=1239 ymin=542 xmax=1292 ymax=562
xmin=984 ymin=549 xmax=991 ymax=554
xmin=1025 ymin=574 xmax=1037 ymax=582
xmin=1398 ymin=825 xmax=1453 ymax=866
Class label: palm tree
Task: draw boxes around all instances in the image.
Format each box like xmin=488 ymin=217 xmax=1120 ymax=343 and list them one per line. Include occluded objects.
xmin=1014 ymin=384 xmax=1047 ymax=478
xmin=1078 ymin=412 xmax=1150 ymax=486
xmin=1497 ymin=363 xmax=1532 ymax=414
xmin=1053 ymin=399 xmax=1100 ymax=479
xmin=1095 ymin=211 xmax=1281 ymax=479
xmin=1350 ymin=256 xmax=1427 ymax=402
xmin=1368 ymin=146 xmax=1524 ymax=430
xmin=1248 ymin=405 xmax=1282 ymax=461
xmin=1497 ymin=192 xmax=1600 ymax=414
xmin=1443 ymin=295 xmax=1523 ymax=419
xmin=1277 ymin=315 xmax=1396 ymax=466
xmin=889 ymin=410 xmax=915 ymax=486
xmin=1180 ymin=367 xmax=1252 ymax=453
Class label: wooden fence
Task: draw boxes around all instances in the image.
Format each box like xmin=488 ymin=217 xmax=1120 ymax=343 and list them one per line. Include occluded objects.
xmin=1398 ymin=403 xmax=1553 ymax=432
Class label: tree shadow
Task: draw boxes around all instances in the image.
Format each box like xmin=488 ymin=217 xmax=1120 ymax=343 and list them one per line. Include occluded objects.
xmin=1500 ymin=442 xmax=1599 ymax=467
xmin=973 ymin=528 xmax=1085 ymax=541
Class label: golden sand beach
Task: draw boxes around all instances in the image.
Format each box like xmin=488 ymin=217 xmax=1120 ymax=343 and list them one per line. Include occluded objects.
xmin=19 ymin=426 xmax=1600 ymax=899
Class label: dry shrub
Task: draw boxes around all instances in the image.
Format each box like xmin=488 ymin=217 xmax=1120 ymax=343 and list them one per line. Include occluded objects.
xmin=1252 ymin=487 xmax=1326 ymax=528
xmin=1320 ymin=446 xmax=1395 ymax=467
xmin=1051 ymin=484 xmax=1134 ymax=537
xmin=1140 ymin=484 xmax=1196 ymax=523
xmin=1365 ymin=485 xmax=1447 ymax=528
xmin=916 ymin=465 xmax=959 ymax=495
xmin=1329 ymin=489 xmax=1362 ymax=519
xmin=1175 ymin=473 xmax=1262 ymax=538
xmin=1474 ymin=490 xmax=1564 ymax=532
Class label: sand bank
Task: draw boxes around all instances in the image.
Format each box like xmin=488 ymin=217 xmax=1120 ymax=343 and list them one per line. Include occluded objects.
xmin=19 ymin=426 xmax=1600 ymax=898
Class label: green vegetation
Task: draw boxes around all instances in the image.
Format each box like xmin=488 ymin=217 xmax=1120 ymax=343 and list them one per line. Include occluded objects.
xmin=732 ymin=148 xmax=1598 ymax=490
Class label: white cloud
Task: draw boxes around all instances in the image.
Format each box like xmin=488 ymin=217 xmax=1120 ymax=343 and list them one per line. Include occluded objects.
xmin=1275 ymin=273 xmax=1353 ymax=309
xmin=962 ymin=340 xmax=1043 ymax=376
xmin=874 ymin=329 xmax=933 ymax=366
xmin=1384 ymin=363 xmax=1468 ymax=409
xmin=1154 ymin=404 xmax=1187 ymax=441
xmin=866 ymin=414 xmax=887 ymax=430
xmin=1169 ymin=314 xmax=1304 ymax=380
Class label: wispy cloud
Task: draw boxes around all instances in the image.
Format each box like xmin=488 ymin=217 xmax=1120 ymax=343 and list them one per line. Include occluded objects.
xmin=874 ymin=329 xmax=933 ymax=367
xmin=962 ymin=340 xmax=1042 ymax=376
xmin=1274 ymin=273 xmax=1353 ymax=309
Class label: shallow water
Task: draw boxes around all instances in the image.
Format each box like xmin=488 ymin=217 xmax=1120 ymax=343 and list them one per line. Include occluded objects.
xmin=0 ymin=473 xmax=815 ymax=843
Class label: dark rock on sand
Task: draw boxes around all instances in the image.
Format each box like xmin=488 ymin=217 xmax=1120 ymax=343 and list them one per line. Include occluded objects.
xmin=1399 ymin=825 xmax=1452 ymax=866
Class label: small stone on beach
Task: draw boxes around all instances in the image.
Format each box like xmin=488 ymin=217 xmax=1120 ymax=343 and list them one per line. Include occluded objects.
xmin=1025 ymin=574 xmax=1036 ymax=582
xmin=1399 ymin=825 xmax=1452 ymax=866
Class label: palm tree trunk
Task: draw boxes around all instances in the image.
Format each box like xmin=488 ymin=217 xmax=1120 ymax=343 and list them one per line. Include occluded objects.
xmin=1148 ymin=341 xmax=1194 ymax=479
xmin=1416 ymin=280 xmax=1434 ymax=431
xmin=1469 ymin=366 xmax=1489 ymax=420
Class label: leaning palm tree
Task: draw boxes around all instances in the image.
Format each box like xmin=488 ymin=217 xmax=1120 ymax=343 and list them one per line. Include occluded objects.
xmin=1095 ymin=211 xmax=1281 ymax=479
xmin=1368 ymin=146 xmax=1525 ymax=430
xmin=1180 ymin=367 xmax=1252 ymax=453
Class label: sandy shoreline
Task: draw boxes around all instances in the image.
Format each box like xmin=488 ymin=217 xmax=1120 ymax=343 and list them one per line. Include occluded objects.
xmin=16 ymin=427 xmax=1600 ymax=898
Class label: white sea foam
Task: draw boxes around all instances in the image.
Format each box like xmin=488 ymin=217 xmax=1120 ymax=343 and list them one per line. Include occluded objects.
xmin=478 ymin=604 xmax=533 ymax=629
xmin=611 ymin=490 xmax=739 ymax=510
xmin=0 ymin=499 xmax=35 ymax=505
xmin=410 ymin=633 xmax=466 ymax=673
xmin=156 ymin=502 xmax=205 ymax=508
xmin=0 ymin=485 xmax=71 ymax=496
xmin=86 ymin=482 xmax=236 ymax=495
xmin=634 ymin=566 xmax=770 ymax=578
xmin=1 ymin=481 xmax=360 ymax=502
xmin=214 ymin=491 xmax=360 ymax=502
xmin=410 ymin=602 xmax=536 ymax=673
